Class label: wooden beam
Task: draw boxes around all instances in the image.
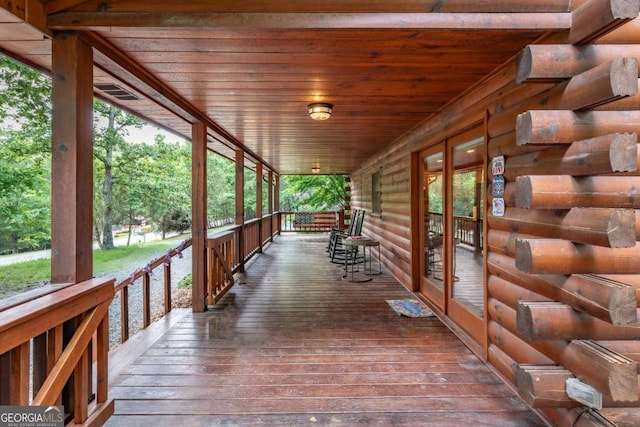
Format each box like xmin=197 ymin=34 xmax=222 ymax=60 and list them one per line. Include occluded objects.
xmin=516 ymin=44 xmax=640 ymax=83
xmin=516 ymin=364 xmax=640 ymax=408
xmin=36 ymin=0 xmax=576 ymax=14
xmin=515 ymin=175 xmax=640 ymax=209
xmin=517 ymin=301 xmax=640 ymax=341
xmin=47 ymin=12 xmax=572 ymax=31
xmin=516 ymin=365 xmax=578 ymax=408
xmin=25 ymin=0 xmax=52 ymax=38
xmin=564 ymin=340 xmax=638 ymax=402
xmin=191 ymin=121 xmax=207 ymax=313
xmin=488 ymin=320 xmax=555 ymax=367
xmin=488 ymin=252 xmax=639 ymax=325
xmin=600 ymin=16 xmax=640 ymax=43
xmin=560 ymin=57 xmax=638 ymax=110
xmin=44 ymin=0 xmax=95 ymax=15
xmin=0 ymin=0 xmax=26 ymax=20
xmin=516 ymin=110 xmax=640 ymax=145
xmin=505 ymin=133 xmax=638 ymax=178
xmin=50 ymin=31 xmax=93 ymax=284
xmin=492 ymin=61 xmax=638 ymax=139
xmin=569 ymin=0 xmax=639 ymax=44
xmin=516 ymin=238 xmax=640 ymax=274
xmin=489 ymin=207 xmax=636 ymax=248
xmin=491 ymin=299 xmax=639 ymax=402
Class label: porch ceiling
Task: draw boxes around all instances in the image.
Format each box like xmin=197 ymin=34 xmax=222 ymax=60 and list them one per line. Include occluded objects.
xmin=0 ymin=1 xmax=573 ymax=175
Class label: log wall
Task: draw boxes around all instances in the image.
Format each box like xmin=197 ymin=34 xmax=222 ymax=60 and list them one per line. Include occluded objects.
xmin=350 ymin=1 xmax=640 ymax=425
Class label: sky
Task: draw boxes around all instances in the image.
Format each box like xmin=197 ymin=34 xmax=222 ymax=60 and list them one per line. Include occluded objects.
xmin=126 ymin=124 xmax=187 ymax=145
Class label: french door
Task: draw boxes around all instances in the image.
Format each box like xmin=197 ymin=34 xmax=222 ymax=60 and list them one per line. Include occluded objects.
xmin=418 ymin=127 xmax=486 ymax=347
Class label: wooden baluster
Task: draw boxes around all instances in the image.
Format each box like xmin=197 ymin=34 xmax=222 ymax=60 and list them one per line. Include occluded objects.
xmin=32 ymin=333 xmax=48 ymax=399
xmin=0 ymin=352 xmax=9 ymax=405
xmin=142 ymin=272 xmax=151 ymax=328
xmin=11 ymin=342 xmax=30 ymax=405
xmin=96 ymin=314 xmax=109 ymax=404
xmin=164 ymin=263 xmax=172 ymax=315
xmin=48 ymin=325 xmax=63 ymax=405
xmin=121 ymin=287 xmax=129 ymax=343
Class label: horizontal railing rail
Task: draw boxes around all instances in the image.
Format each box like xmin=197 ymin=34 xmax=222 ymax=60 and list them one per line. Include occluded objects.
xmin=280 ymin=210 xmax=340 ymax=232
xmin=0 ymin=277 xmax=115 ymax=425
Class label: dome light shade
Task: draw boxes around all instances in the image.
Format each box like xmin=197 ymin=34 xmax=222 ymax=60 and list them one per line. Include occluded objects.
xmin=308 ymin=103 xmax=332 ymax=120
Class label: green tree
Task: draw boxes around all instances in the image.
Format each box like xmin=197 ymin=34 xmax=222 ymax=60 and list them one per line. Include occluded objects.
xmin=281 ymin=175 xmax=347 ymax=211
xmin=207 ymin=153 xmax=235 ymax=224
xmin=93 ymin=101 xmax=144 ymax=249
xmin=0 ymin=56 xmax=52 ymax=254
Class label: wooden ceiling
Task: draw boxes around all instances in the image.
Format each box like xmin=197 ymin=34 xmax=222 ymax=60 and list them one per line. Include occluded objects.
xmin=0 ymin=1 xmax=575 ymax=175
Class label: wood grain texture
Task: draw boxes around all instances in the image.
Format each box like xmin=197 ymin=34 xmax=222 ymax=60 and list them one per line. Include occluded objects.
xmin=107 ymin=234 xmax=545 ymax=426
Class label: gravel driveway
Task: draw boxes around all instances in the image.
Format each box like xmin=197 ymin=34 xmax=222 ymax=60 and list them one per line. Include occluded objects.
xmin=107 ymin=246 xmax=192 ymax=349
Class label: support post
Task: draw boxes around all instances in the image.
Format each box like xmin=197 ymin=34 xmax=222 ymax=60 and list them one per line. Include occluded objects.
xmin=235 ymin=150 xmax=245 ymax=271
xmin=191 ymin=121 xmax=207 ymax=313
xmin=51 ymin=31 xmax=93 ymax=284
xmin=268 ymin=170 xmax=274 ymax=242
xmin=256 ymin=162 xmax=263 ymax=252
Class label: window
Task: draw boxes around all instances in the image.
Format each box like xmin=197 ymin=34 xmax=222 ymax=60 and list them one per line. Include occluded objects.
xmin=372 ymin=170 xmax=382 ymax=214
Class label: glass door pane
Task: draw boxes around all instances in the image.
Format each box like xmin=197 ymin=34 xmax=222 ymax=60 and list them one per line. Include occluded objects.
xmin=421 ymin=148 xmax=445 ymax=308
xmin=451 ymin=136 xmax=484 ymax=318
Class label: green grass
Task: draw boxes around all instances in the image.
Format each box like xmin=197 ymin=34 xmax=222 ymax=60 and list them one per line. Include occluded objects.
xmin=0 ymin=236 xmax=186 ymax=292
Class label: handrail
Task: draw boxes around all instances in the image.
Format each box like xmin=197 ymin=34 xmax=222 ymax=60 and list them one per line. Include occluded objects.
xmin=115 ymin=238 xmax=192 ymax=343
xmin=0 ymin=277 xmax=115 ymax=425
xmin=205 ymin=212 xmax=281 ymax=305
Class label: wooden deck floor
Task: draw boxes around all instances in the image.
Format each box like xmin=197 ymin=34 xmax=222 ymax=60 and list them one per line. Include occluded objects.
xmin=106 ymin=234 xmax=546 ymax=426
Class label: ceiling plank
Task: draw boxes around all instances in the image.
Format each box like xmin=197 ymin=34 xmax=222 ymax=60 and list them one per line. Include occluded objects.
xmin=86 ymin=32 xmax=276 ymax=173
xmin=48 ymin=12 xmax=571 ymax=31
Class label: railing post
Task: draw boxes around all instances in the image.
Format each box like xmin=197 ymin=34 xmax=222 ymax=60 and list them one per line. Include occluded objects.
xmin=258 ymin=217 xmax=263 ymax=253
xmin=238 ymin=225 xmax=245 ymax=273
xmin=164 ymin=263 xmax=172 ymax=314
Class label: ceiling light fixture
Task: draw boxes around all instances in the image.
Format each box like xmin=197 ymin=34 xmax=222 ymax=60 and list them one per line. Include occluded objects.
xmin=308 ymin=103 xmax=333 ymax=121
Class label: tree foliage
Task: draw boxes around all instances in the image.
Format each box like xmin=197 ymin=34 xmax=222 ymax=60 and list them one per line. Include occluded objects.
xmin=0 ymin=57 xmax=51 ymax=254
xmin=280 ymin=175 xmax=347 ymax=211
xmin=0 ymin=54 xmax=354 ymax=258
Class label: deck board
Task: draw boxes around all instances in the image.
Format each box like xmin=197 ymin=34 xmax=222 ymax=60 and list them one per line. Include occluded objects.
xmin=106 ymin=234 xmax=545 ymax=426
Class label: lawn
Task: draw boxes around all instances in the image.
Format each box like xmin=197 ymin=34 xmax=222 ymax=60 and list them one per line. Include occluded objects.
xmin=0 ymin=236 xmax=186 ymax=298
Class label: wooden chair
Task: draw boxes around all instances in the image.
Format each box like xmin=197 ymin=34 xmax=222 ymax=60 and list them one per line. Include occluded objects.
xmin=329 ymin=210 xmax=365 ymax=263
xmin=424 ymin=230 xmax=443 ymax=277
xmin=327 ymin=209 xmax=359 ymax=252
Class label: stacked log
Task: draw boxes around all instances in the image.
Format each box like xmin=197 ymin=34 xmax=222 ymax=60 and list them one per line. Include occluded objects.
xmin=488 ymin=1 xmax=640 ymax=425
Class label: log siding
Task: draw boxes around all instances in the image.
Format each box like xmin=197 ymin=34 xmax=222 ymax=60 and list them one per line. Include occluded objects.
xmin=350 ymin=2 xmax=640 ymax=425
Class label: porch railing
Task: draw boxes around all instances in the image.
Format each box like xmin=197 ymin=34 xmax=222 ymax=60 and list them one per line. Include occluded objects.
xmin=115 ymin=238 xmax=192 ymax=344
xmin=426 ymin=212 xmax=484 ymax=249
xmin=206 ymin=212 xmax=280 ymax=304
xmin=280 ymin=210 xmax=341 ymax=232
xmin=0 ymin=277 xmax=115 ymax=425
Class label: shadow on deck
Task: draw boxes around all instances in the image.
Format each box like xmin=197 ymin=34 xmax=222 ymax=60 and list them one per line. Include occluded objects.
xmin=106 ymin=234 xmax=545 ymax=426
